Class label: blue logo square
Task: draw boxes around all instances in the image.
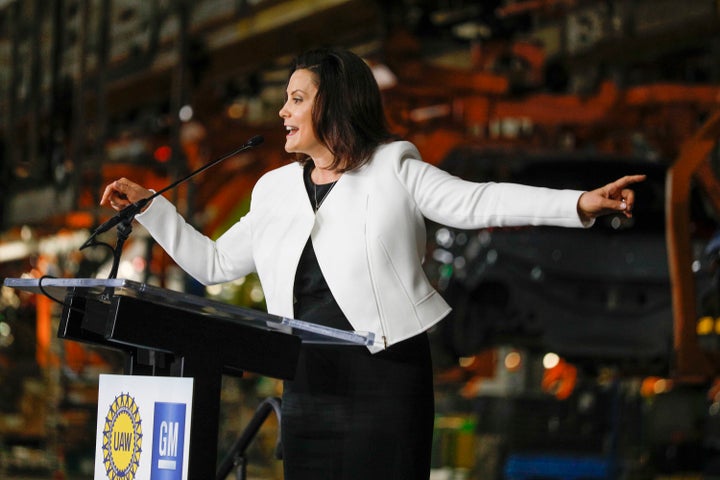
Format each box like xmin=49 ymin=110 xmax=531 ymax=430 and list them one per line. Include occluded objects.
xmin=151 ymin=402 xmax=187 ymax=480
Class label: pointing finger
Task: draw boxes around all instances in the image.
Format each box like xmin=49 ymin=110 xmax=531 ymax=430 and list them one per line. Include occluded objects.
xmin=613 ymin=174 xmax=646 ymax=191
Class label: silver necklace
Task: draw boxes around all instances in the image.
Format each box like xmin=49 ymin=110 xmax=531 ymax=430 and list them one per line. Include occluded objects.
xmin=313 ymin=180 xmax=337 ymax=211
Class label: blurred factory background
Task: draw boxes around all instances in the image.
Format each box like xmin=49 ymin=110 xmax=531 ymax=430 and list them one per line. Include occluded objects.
xmin=2 ymin=0 xmax=720 ymax=478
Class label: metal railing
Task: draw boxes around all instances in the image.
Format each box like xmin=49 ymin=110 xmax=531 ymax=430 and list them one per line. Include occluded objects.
xmin=216 ymin=397 xmax=282 ymax=480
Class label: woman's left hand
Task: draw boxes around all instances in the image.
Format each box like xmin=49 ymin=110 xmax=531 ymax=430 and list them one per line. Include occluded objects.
xmin=577 ymin=174 xmax=647 ymax=222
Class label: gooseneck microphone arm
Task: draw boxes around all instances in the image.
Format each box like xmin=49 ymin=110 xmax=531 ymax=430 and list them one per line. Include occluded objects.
xmin=80 ymin=135 xmax=264 ymax=280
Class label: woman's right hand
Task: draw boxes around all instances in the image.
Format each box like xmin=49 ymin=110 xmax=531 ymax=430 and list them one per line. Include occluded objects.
xmin=100 ymin=178 xmax=153 ymax=212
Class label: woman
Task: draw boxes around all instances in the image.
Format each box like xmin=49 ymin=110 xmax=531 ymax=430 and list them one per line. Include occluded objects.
xmin=101 ymin=48 xmax=644 ymax=479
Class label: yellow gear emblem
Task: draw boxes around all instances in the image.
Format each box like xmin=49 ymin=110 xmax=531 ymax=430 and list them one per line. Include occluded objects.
xmin=102 ymin=393 xmax=143 ymax=479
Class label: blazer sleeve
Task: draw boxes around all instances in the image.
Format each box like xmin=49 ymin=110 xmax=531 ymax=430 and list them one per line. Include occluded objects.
xmin=391 ymin=142 xmax=592 ymax=229
xmin=135 ymin=195 xmax=256 ymax=285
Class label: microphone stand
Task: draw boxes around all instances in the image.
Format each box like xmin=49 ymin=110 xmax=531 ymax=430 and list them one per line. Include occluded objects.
xmin=80 ymin=135 xmax=264 ymax=283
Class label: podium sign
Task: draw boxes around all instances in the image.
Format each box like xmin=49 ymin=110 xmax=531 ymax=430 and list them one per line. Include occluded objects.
xmin=95 ymin=374 xmax=194 ymax=480
xmin=4 ymin=277 xmax=374 ymax=479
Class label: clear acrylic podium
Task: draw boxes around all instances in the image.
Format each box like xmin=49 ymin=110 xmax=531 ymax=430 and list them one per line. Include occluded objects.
xmin=3 ymin=277 xmax=375 ymax=479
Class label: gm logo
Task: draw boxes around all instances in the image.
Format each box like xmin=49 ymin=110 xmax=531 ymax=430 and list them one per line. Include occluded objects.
xmin=151 ymin=402 xmax=187 ymax=480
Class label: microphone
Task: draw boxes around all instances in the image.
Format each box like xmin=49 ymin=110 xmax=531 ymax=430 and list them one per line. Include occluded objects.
xmin=80 ymin=135 xmax=264 ymax=250
xmin=245 ymin=135 xmax=264 ymax=147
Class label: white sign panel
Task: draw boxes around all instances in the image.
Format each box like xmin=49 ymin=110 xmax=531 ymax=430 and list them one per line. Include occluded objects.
xmin=94 ymin=374 xmax=194 ymax=480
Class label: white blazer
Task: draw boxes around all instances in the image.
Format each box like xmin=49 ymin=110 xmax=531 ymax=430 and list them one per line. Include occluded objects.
xmin=137 ymin=141 xmax=589 ymax=352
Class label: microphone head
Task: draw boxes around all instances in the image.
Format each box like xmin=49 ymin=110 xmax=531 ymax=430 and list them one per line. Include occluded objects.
xmin=247 ymin=135 xmax=264 ymax=147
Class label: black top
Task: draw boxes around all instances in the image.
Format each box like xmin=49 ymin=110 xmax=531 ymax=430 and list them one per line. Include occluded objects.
xmin=293 ymin=163 xmax=352 ymax=331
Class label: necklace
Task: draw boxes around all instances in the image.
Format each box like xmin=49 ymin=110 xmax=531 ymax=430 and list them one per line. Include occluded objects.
xmin=313 ymin=180 xmax=337 ymax=211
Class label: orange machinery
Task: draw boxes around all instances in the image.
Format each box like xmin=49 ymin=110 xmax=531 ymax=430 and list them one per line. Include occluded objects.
xmin=667 ymin=110 xmax=720 ymax=381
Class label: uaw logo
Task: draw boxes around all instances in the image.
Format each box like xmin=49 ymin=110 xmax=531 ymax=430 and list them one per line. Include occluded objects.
xmin=150 ymin=402 xmax=187 ymax=480
xmin=102 ymin=393 xmax=143 ymax=480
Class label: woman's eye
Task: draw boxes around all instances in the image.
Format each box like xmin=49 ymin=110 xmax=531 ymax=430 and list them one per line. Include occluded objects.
xmin=293 ymin=97 xmax=302 ymax=103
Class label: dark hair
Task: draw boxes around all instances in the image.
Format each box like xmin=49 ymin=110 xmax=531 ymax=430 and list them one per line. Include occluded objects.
xmin=289 ymin=47 xmax=396 ymax=171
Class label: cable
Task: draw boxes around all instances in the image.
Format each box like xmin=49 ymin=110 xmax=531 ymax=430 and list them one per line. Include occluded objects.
xmin=38 ymin=275 xmax=86 ymax=316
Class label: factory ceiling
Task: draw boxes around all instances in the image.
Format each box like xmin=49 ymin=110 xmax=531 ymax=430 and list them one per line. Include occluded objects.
xmin=1 ymin=0 xmax=720 ymax=237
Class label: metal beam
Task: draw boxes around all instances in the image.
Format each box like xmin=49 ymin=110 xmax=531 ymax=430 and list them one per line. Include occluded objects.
xmin=666 ymin=109 xmax=720 ymax=381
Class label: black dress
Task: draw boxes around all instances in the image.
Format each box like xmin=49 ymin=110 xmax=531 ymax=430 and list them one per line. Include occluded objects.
xmin=280 ymin=166 xmax=435 ymax=480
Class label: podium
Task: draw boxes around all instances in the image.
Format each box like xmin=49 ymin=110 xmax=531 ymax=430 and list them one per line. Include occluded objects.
xmin=3 ymin=277 xmax=374 ymax=479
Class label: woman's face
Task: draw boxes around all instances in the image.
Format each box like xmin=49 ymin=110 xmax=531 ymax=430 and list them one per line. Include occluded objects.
xmin=279 ymin=69 xmax=324 ymax=157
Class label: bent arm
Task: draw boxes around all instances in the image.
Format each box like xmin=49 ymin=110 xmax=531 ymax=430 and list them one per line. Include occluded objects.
xmin=136 ymin=195 xmax=256 ymax=285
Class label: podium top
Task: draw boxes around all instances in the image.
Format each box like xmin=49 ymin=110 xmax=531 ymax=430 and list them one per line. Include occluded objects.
xmin=4 ymin=277 xmax=376 ymax=347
